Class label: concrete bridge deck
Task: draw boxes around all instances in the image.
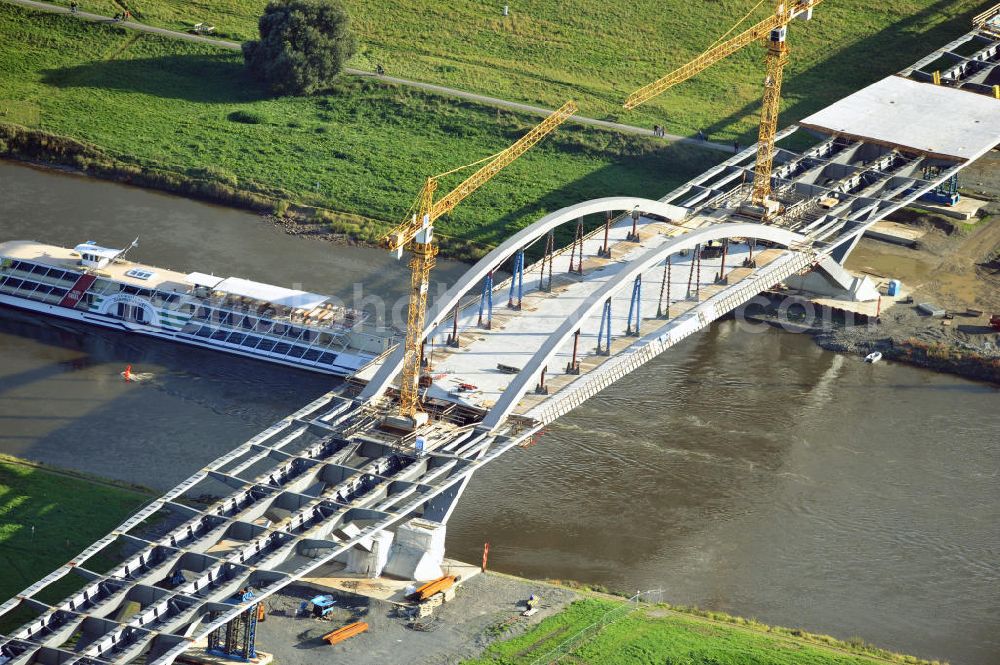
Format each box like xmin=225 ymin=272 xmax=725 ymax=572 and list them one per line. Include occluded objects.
xmin=2 ymin=15 xmax=998 ymax=665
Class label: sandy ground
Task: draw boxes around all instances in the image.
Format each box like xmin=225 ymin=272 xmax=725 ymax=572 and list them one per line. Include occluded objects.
xmin=254 ymin=573 xmax=579 ymax=665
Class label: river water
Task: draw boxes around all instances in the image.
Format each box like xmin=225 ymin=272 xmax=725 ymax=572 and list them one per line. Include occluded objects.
xmin=1 ymin=162 xmax=998 ymax=665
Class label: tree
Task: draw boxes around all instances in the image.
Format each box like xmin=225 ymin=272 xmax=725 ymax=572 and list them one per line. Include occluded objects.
xmin=243 ymin=0 xmax=357 ymax=96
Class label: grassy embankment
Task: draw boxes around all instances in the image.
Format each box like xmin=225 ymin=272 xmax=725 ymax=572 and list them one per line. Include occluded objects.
xmin=0 ymin=4 xmax=718 ymax=260
xmin=0 ymin=455 xmax=151 ymax=629
xmin=463 ymin=597 xmax=942 ymax=665
xmin=44 ymin=0 xmax=983 ymax=142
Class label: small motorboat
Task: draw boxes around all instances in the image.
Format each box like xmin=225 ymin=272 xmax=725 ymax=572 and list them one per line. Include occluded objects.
xmin=864 ymin=351 xmax=882 ymax=363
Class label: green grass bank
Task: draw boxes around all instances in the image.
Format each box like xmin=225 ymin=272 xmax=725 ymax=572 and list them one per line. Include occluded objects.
xmin=463 ymin=596 xmax=943 ymax=665
xmin=0 ymin=4 xmax=719 ymax=260
xmin=0 ymin=455 xmax=150 ymax=619
xmin=42 ymin=0 xmax=983 ymax=142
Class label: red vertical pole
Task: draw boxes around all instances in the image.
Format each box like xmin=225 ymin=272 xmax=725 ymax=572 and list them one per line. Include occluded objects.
xmin=535 ymin=366 xmax=548 ymax=394
xmin=482 ymin=542 xmax=490 ymax=572
xmin=876 ymin=295 xmax=882 ymax=317
xmin=567 ymin=329 xmax=580 ymax=373
xmin=600 ymin=211 xmax=611 ymax=257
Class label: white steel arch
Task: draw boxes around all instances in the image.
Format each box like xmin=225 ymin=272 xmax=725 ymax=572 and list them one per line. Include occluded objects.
xmin=481 ymin=222 xmax=809 ymax=430
xmin=359 ymin=196 xmax=688 ymax=400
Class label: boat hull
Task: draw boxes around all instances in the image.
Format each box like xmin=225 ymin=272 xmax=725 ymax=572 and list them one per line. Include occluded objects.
xmin=0 ymin=293 xmax=369 ymax=377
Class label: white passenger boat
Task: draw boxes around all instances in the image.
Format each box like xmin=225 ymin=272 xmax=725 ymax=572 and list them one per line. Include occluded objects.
xmin=864 ymin=351 xmax=882 ymax=363
xmin=0 ymin=239 xmax=394 ymax=376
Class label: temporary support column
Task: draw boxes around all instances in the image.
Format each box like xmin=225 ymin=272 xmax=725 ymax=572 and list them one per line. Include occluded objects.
xmin=627 ymin=206 xmax=641 ymax=242
xmin=626 ymin=275 xmax=642 ymax=336
xmin=717 ymin=238 xmax=728 ymax=283
xmin=447 ymin=305 xmax=460 ymax=347
xmin=566 ymin=330 xmax=581 ymax=374
xmin=686 ymin=244 xmax=700 ymax=299
xmin=598 ymin=210 xmax=612 ymax=258
xmin=534 ymin=366 xmax=548 ymax=395
xmin=596 ymin=298 xmax=612 ymax=355
xmin=568 ymin=218 xmax=584 ymax=274
xmin=748 ymin=237 xmax=755 ymax=265
xmin=541 ymin=232 xmax=555 ymax=292
xmin=657 ymin=256 xmax=671 ymax=318
xmin=507 ymin=250 xmax=524 ymax=310
xmin=695 ymin=245 xmax=702 ymax=300
xmin=477 ymin=270 xmax=494 ymax=329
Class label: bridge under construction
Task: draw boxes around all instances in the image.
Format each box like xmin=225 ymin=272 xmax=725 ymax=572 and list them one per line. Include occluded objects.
xmin=2 ymin=9 xmax=999 ymax=665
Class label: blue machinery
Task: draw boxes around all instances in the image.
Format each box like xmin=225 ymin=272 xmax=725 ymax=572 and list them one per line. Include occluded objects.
xmin=916 ymin=167 xmax=960 ymax=206
xmin=206 ymin=589 xmax=258 ymax=662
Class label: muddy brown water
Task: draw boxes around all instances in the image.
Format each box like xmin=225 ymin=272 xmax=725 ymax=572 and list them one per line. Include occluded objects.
xmin=1 ymin=162 xmax=998 ymax=665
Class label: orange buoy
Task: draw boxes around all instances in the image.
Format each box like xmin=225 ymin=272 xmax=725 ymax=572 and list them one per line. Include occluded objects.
xmin=123 ymin=364 xmax=132 ymax=382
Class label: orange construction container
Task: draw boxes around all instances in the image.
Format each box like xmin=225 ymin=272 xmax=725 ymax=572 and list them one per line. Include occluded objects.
xmin=322 ymin=621 xmax=369 ymax=645
xmin=407 ymin=575 xmax=456 ymax=602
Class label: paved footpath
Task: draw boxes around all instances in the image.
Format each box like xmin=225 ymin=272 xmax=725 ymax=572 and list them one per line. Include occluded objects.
xmin=5 ymin=0 xmax=735 ymax=153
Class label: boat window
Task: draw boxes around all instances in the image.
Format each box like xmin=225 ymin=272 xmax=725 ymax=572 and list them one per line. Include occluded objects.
xmin=210 ymin=329 xmax=229 ymax=341
xmin=272 ymin=342 xmax=292 ymax=355
xmin=220 ymin=312 xmax=234 ymax=326
xmin=301 ymin=348 xmax=322 ymax=361
xmin=256 ymin=339 xmax=276 ymax=352
xmin=227 ymin=332 xmax=246 ymax=345
xmin=285 ymin=346 xmax=306 ymax=359
xmin=242 ymin=335 xmax=262 ymax=348
xmin=242 ymin=316 xmax=257 ymax=330
xmin=3 ymin=278 xmax=23 ymax=289
xmin=195 ymin=326 xmax=213 ymax=337
xmin=318 ymin=352 xmax=337 ymax=365
xmin=50 ymin=287 xmax=68 ymax=298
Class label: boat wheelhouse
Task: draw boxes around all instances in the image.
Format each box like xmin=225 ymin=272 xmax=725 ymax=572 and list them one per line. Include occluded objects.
xmin=0 ymin=239 xmax=394 ymax=375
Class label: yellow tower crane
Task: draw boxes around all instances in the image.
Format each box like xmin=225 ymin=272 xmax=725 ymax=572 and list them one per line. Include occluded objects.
xmin=624 ymin=0 xmax=821 ymax=218
xmin=382 ymin=100 xmax=578 ymax=428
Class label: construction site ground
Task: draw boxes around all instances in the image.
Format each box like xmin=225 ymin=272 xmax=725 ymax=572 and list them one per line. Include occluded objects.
xmin=254 ymin=572 xmax=579 ymax=665
xmin=811 ymin=149 xmax=1000 ymax=378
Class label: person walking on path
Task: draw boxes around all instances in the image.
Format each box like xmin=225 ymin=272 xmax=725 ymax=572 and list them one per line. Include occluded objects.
xmin=70 ymin=1 xmax=78 ymax=13
xmin=733 ymin=140 xmax=740 ymax=154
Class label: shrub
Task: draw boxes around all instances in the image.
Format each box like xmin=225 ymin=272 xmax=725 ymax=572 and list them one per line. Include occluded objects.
xmin=242 ymin=0 xmax=357 ymax=96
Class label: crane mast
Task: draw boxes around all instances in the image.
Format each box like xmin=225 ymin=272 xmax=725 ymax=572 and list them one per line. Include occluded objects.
xmin=623 ymin=0 xmax=820 ymax=216
xmin=383 ymin=101 xmax=578 ymax=426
